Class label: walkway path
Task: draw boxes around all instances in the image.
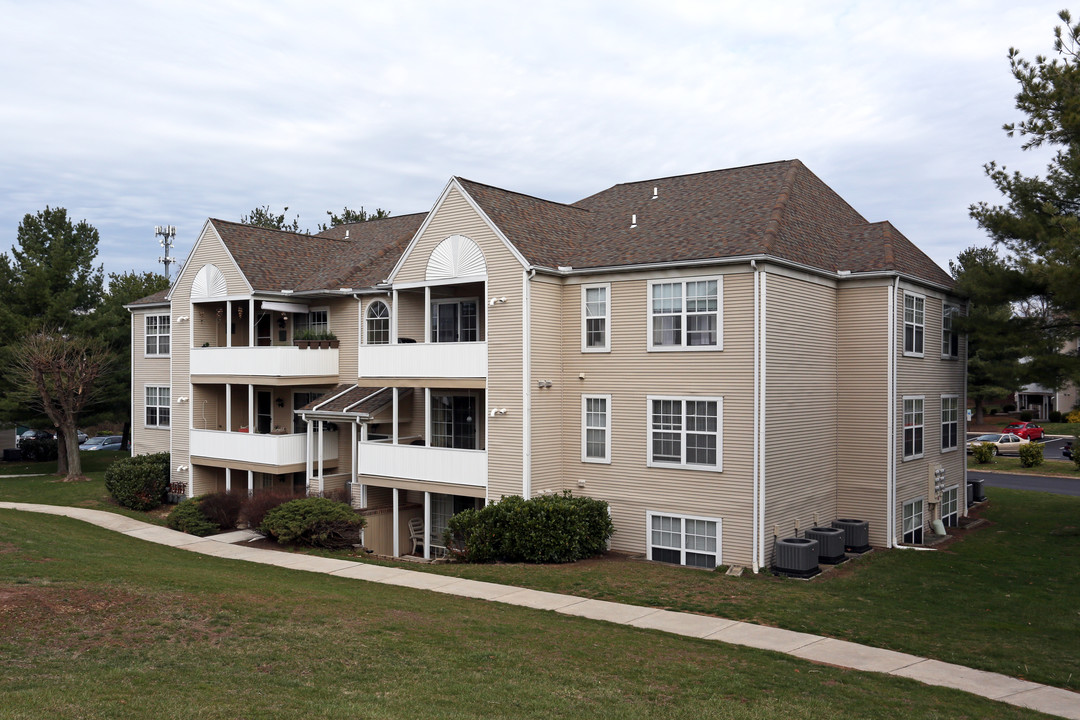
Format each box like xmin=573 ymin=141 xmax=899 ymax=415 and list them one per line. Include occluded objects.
xmin=3 ymin=501 xmax=1078 ymax=720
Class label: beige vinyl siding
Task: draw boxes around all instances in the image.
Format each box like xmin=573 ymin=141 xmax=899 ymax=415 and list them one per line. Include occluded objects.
xmin=894 ymin=285 xmax=967 ymax=541
xmin=529 ymin=277 xmax=565 ymax=494
xmin=393 ymin=292 xmax=425 ymax=344
xmin=393 ymin=187 xmax=525 ymax=501
xmin=131 ymin=307 xmax=172 ymax=456
xmin=559 ymin=270 xmax=757 ymax=566
xmin=763 ymin=274 xmax=838 ymax=549
xmin=190 ymin=385 xmax=221 ymax=431
xmin=329 ymin=297 xmax=359 ymax=380
xmin=175 ymin=222 xmax=251 ymax=496
xmin=836 ymin=284 xmax=890 ymax=545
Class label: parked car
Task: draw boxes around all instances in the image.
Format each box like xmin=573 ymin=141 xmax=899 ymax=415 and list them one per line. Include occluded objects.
xmin=966 ymin=433 xmax=1030 ymax=455
xmin=79 ymin=435 xmax=123 ymax=451
xmin=16 ymin=429 xmax=53 ymax=447
xmin=1001 ymin=422 xmax=1045 ymax=440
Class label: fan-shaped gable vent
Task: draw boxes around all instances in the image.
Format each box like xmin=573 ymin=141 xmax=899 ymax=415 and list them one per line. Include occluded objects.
xmin=191 ymin=264 xmax=228 ymax=299
xmin=426 ymin=235 xmax=487 ymax=281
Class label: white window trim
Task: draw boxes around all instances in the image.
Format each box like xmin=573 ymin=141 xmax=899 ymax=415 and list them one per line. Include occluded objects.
xmin=902 ymin=395 xmax=925 ymax=461
xmin=647 ymin=276 xmax=723 ymax=352
xmin=941 ymin=303 xmax=959 ymax=359
xmin=940 ymin=394 xmax=959 ymax=453
xmin=941 ymin=484 xmax=960 ymax=527
xmin=144 ymin=314 xmax=171 ymax=358
xmin=581 ymin=394 xmax=612 ymax=464
xmin=295 ymin=306 xmax=330 ymax=335
xmin=581 ymin=283 xmax=611 ymax=353
xmin=646 ymin=395 xmax=723 ymax=472
xmin=144 ymin=385 xmax=171 ymax=429
xmin=646 ymin=510 xmax=722 ymax=568
xmin=364 ymin=299 xmax=391 ymax=345
xmin=902 ymin=497 xmax=925 ymax=544
xmin=903 ymin=292 xmax=925 ymax=358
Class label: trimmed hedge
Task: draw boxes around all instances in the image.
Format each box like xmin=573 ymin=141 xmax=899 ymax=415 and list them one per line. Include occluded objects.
xmin=167 ymin=496 xmax=219 ymax=536
xmin=1018 ymin=441 xmax=1044 ymax=468
xmin=19 ymin=437 xmax=57 ymax=462
xmin=104 ymin=452 xmax=170 ymax=510
xmin=446 ymin=491 xmax=614 ymax=564
xmin=260 ymin=497 xmax=365 ymax=548
xmin=972 ymin=442 xmax=995 ymax=464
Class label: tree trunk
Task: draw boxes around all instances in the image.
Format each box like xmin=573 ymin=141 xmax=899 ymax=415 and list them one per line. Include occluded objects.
xmin=56 ymin=427 xmax=68 ymax=476
xmin=120 ymin=420 xmax=130 ymax=453
xmin=974 ymin=399 xmax=985 ymax=425
xmin=60 ymin=421 xmax=83 ymax=479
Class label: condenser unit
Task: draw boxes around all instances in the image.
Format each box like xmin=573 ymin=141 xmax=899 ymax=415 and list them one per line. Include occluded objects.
xmin=805 ymin=526 xmax=846 ymax=564
xmin=831 ymin=519 xmax=871 ymax=553
xmin=772 ymin=537 xmax=821 ymax=579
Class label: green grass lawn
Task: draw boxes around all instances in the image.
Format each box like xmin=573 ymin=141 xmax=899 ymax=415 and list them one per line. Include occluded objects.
xmin=967 ymin=453 xmax=1080 ymax=477
xmin=0 ymin=510 xmax=1053 ymax=720
xmin=0 ymin=449 xmax=129 ymax=477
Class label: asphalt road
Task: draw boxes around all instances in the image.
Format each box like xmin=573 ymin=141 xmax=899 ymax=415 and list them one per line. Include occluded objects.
xmin=968 ymin=470 xmax=1080 ymax=496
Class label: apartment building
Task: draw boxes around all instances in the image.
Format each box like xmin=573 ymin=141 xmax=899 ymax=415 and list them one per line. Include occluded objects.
xmin=128 ymin=159 xmax=966 ymax=570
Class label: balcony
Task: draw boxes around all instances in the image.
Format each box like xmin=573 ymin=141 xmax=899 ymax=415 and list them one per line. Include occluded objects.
xmin=358 ymin=441 xmax=487 ymax=488
xmin=357 ymin=342 xmax=487 ymax=379
xmin=190 ymin=429 xmax=338 ymax=467
xmin=190 ymin=346 xmax=339 ymax=380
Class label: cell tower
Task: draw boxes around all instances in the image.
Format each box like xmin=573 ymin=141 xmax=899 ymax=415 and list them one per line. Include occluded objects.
xmin=155 ymin=225 xmax=177 ymax=278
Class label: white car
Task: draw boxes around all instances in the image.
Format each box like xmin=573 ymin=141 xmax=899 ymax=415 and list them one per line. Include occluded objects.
xmin=966 ymin=433 xmax=1030 ymax=456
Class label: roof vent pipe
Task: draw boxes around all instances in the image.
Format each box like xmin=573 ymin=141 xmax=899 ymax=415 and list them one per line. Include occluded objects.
xmin=630 ymin=214 xmax=637 ymax=229
xmin=345 ymin=229 xmax=350 ymax=239
xmin=652 ymin=186 xmax=658 ymax=199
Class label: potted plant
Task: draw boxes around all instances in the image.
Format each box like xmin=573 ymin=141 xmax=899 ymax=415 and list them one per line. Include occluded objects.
xmin=293 ymin=328 xmax=316 ymax=349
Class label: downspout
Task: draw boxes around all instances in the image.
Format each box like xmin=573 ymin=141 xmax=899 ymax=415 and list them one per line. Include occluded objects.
xmin=522 ymin=268 xmax=536 ymax=498
xmin=758 ymin=269 xmax=768 ymax=570
xmin=887 ymin=276 xmax=900 ymax=547
xmin=751 ymin=260 xmax=760 ymax=573
xmin=963 ymin=298 xmax=971 ymax=517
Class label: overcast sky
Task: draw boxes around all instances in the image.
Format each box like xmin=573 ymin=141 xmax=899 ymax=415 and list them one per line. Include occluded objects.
xmin=0 ymin=1 xmax=1069 ymax=282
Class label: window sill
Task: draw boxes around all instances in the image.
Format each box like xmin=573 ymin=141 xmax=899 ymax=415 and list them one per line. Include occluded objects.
xmin=902 ymin=454 xmax=925 ymax=462
xmin=581 ymin=347 xmax=611 ymax=354
xmin=647 ymin=345 xmax=722 ymax=353
xmin=647 ymin=460 xmax=721 ymax=472
xmin=902 ymin=352 xmax=925 ymax=359
xmin=940 ymin=446 xmax=958 ymax=454
xmin=582 ymin=457 xmax=611 ymax=465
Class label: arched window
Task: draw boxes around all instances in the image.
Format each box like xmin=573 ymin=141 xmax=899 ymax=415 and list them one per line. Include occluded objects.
xmin=366 ymin=301 xmax=390 ymax=344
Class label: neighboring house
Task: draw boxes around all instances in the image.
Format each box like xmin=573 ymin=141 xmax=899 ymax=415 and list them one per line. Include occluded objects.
xmin=128 ymin=159 xmax=966 ymax=571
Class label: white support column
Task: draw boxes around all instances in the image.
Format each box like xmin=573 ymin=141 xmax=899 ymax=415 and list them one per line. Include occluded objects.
xmin=392 ymin=389 xmax=398 ymax=444
xmin=306 ymin=417 xmax=313 ymax=491
xmin=225 ymin=467 xmax=231 ymax=493
xmin=226 ymin=301 xmax=232 ymax=348
xmin=225 ymin=383 xmax=232 ymax=432
xmin=425 ymin=388 xmax=431 ymax=447
xmin=392 ymin=488 xmax=400 ymax=557
xmin=317 ymin=420 xmax=324 ymax=494
xmin=351 ymin=421 xmax=358 ymax=483
xmin=248 ymin=298 xmax=255 ymax=346
xmin=424 ymin=286 xmax=431 ymax=343
xmin=359 ymin=423 xmax=367 ymax=508
xmin=391 ymin=289 xmax=399 ymax=342
xmin=423 ymin=491 xmax=431 ymax=561
xmin=247 ymin=385 xmax=254 ymax=434
xmin=247 ymin=470 xmax=253 ymax=496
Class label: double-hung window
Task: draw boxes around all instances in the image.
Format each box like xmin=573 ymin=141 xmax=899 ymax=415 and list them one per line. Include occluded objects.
xmin=581 ymin=284 xmax=610 ymax=352
xmin=941 ymin=303 xmax=959 ymax=358
xmin=581 ymin=394 xmax=611 ymax=463
xmin=904 ymin=293 xmax=925 ymax=356
xmin=647 ymin=396 xmax=721 ymax=471
xmin=145 ymin=315 xmax=170 ymax=356
xmin=941 ymin=395 xmax=959 ymax=451
xmin=647 ymin=512 xmax=721 ymax=568
xmin=145 ymin=386 xmax=170 ymax=428
xmin=903 ymin=396 xmax=924 ymax=460
xmin=902 ymin=499 xmax=924 ymax=544
xmin=940 ymin=486 xmax=959 ymax=528
xmin=648 ymin=277 xmax=721 ymax=350
xmin=365 ymin=301 xmax=390 ymax=345
xmin=294 ymin=308 xmax=328 ymax=336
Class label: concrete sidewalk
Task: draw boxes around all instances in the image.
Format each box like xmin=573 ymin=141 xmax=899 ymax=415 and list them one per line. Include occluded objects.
xmin=3 ymin=501 xmax=1078 ymax=720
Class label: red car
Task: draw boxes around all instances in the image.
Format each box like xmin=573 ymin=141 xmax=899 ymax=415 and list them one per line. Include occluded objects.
xmin=1001 ymin=422 xmax=1045 ymax=440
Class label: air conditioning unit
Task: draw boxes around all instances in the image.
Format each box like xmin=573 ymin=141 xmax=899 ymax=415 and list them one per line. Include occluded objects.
xmin=968 ymin=478 xmax=986 ymax=503
xmin=831 ymin=518 xmax=871 ymax=553
xmin=805 ymin=527 xmax=846 ymax=564
xmin=773 ymin=537 xmax=821 ymax=579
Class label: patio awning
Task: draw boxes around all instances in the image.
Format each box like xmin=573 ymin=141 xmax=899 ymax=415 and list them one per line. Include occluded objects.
xmin=261 ymin=300 xmax=309 ymax=314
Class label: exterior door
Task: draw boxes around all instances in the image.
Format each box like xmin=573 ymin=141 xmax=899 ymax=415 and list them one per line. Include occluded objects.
xmin=257 ymin=391 xmax=273 ymax=434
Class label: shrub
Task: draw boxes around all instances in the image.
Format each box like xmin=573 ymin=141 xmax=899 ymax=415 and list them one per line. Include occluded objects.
xmin=104 ymin=452 xmax=169 ymax=510
xmin=972 ymin=442 xmax=996 ymax=464
xmin=1049 ymin=410 xmax=1063 ymax=424
xmin=239 ymin=490 xmax=296 ymax=529
xmin=446 ymin=491 xmax=615 ymax=564
xmin=1073 ymin=436 xmax=1080 ymax=471
xmin=1067 ymin=409 xmax=1080 ymax=424
xmin=167 ymin=496 xmax=219 ymax=536
xmin=20 ymin=437 xmax=57 ymax=462
xmin=260 ymin=497 xmax=365 ymax=548
xmin=1018 ymin=441 xmax=1044 ymax=468
xmin=1019 ymin=411 xmax=1033 ymax=422
xmin=198 ymin=491 xmax=242 ymax=530
xmin=1003 ymin=404 xmax=1016 ymax=414
xmin=989 ymin=408 xmax=998 ymax=415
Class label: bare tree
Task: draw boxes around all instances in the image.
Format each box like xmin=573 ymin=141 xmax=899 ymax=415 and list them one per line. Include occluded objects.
xmin=12 ymin=331 xmax=110 ymax=480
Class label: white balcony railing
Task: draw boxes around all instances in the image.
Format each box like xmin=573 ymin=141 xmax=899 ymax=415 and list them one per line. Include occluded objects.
xmin=358 ymin=441 xmax=487 ymax=487
xmin=190 ymin=346 xmax=339 ymax=378
xmin=190 ymin=429 xmax=338 ymax=466
xmin=357 ymin=342 xmax=487 ymax=379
